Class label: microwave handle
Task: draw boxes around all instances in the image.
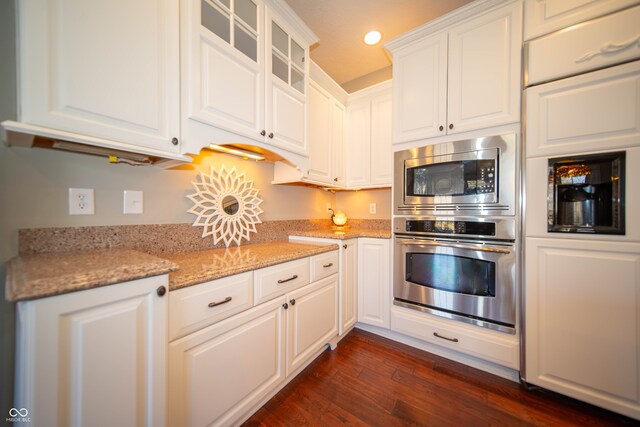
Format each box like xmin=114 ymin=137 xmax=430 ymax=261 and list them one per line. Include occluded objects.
xmin=396 ymin=238 xmax=511 ymax=255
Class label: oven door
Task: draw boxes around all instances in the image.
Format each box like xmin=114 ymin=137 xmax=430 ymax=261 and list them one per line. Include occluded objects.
xmin=403 ymin=149 xmax=498 ymax=206
xmin=394 ymin=236 xmax=516 ymax=332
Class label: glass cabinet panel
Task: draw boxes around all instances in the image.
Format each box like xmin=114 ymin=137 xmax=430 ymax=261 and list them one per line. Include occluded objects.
xmin=201 ymin=0 xmax=258 ymax=62
xmin=270 ymin=20 xmax=305 ymax=94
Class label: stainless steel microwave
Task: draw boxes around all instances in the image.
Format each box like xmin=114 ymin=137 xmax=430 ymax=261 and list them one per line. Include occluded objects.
xmin=394 ymin=134 xmax=517 ymax=216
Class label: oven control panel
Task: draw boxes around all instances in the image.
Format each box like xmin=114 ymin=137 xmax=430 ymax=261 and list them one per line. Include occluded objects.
xmin=404 ymin=219 xmax=496 ymax=236
xmin=477 ymin=160 xmax=496 ymax=194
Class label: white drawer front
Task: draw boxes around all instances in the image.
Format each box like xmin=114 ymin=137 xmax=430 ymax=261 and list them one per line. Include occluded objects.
xmin=390 ymin=306 xmax=519 ymax=370
xmin=254 ymin=258 xmax=310 ymax=305
xmin=310 ymin=250 xmax=339 ymax=282
xmin=527 ymin=5 xmax=640 ymax=86
xmin=169 ymin=272 xmax=253 ymax=341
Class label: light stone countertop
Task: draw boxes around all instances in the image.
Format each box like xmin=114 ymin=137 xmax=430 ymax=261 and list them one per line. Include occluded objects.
xmin=164 ymin=241 xmax=339 ymax=290
xmin=289 ymin=226 xmax=392 ymax=240
xmin=6 ymin=249 xmax=179 ymax=302
xmin=6 ymin=241 xmax=339 ymax=302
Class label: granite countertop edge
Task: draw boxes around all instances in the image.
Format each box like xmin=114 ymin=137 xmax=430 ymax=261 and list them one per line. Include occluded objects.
xmin=289 ymin=228 xmax=392 ymax=240
xmin=167 ymin=243 xmax=339 ymax=291
xmin=6 ymin=241 xmax=341 ymax=302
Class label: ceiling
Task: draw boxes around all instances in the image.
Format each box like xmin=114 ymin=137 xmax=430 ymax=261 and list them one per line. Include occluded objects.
xmin=284 ymin=0 xmax=474 ymax=92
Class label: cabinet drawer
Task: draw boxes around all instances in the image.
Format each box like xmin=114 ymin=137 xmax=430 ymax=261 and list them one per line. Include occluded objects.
xmin=310 ymin=250 xmax=339 ymax=282
xmin=526 ymin=5 xmax=640 ymax=86
xmin=390 ymin=306 xmax=519 ymax=370
xmin=254 ymin=258 xmax=310 ymax=305
xmin=169 ymin=272 xmax=253 ymax=341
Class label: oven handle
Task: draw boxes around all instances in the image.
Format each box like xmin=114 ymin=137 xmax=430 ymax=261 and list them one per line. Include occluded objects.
xmin=396 ymin=238 xmax=512 ymax=254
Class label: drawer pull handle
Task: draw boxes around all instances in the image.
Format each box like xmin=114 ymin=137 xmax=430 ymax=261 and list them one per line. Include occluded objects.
xmin=208 ymin=296 xmax=232 ymax=308
xmin=576 ymin=34 xmax=640 ymax=63
xmin=323 ymin=263 xmax=334 ymax=268
xmin=433 ymin=332 xmax=459 ymax=343
xmin=277 ymin=275 xmax=298 ymax=284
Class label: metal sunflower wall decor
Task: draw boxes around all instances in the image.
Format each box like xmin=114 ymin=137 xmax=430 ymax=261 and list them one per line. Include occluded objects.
xmin=187 ymin=165 xmax=264 ymax=247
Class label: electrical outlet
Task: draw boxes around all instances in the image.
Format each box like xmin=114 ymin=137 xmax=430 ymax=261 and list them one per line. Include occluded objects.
xmin=69 ymin=188 xmax=95 ymax=215
xmin=326 ymin=202 xmax=332 ymax=212
xmin=369 ymin=203 xmax=377 ymax=214
xmin=123 ymin=190 xmax=143 ymax=214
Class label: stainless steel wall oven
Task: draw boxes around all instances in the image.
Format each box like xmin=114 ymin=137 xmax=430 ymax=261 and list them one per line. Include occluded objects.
xmin=394 ymin=217 xmax=516 ymax=333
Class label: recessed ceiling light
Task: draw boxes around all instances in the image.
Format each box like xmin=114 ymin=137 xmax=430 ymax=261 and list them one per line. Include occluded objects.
xmin=364 ymin=30 xmax=382 ymax=45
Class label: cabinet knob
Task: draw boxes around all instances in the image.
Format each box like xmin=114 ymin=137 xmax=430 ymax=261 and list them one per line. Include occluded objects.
xmin=333 ymin=177 xmax=338 ymax=182
xmin=260 ymin=130 xmax=266 ymax=136
xmin=439 ymin=125 xmax=444 ymax=131
xmin=268 ymin=132 xmax=274 ymax=139
xmin=282 ymin=302 xmax=289 ymax=310
xmin=171 ymin=137 xmax=179 ymax=146
xmin=449 ymin=123 xmax=454 ymax=130
xmin=343 ymin=244 xmax=347 ymax=249
xmin=156 ymin=286 xmax=167 ymax=297
xmin=290 ymin=299 xmax=296 ymax=306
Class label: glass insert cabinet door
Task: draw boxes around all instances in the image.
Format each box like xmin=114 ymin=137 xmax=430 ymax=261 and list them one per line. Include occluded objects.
xmin=201 ymin=0 xmax=259 ymax=62
xmin=271 ymin=21 xmax=305 ymax=94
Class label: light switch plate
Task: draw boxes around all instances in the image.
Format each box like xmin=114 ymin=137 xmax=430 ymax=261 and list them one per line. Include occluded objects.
xmin=123 ymin=190 xmax=143 ymax=214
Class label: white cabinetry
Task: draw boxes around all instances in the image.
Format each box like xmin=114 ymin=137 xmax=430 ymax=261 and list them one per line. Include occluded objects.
xmin=180 ymin=0 xmax=317 ymax=160
xmin=524 ymin=0 xmax=639 ymax=41
xmin=168 ymin=253 xmax=338 ymax=426
xmin=286 ymin=276 xmax=338 ymax=375
xmin=15 ymin=276 xmax=168 ymax=427
xmin=169 ymin=297 xmax=285 ymax=427
xmin=340 ymin=239 xmax=358 ymax=334
xmin=525 ymin=238 xmax=640 ymax=420
xmin=357 ymin=238 xmax=390 ymax=329
xmin=345 ymin=81 xmax=393 ymax=187
xmin=3 ymin=0 xmax=188 ymax=162
xmin=387 ymin=0 xmax=522 ymax=143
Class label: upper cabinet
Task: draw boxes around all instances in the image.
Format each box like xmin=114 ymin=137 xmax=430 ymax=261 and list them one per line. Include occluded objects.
xmin=180 ymin=0 xmax=317 ymax=161
xmin=345 ymin=81 xmax=393 ymax=188
xmin=387 ymin=0 xmax=523 ymax=144
xmin=3 ymin=0 xmax=190 ymax=163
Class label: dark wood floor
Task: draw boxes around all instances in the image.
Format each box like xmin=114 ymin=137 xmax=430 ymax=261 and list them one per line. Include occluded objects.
xmin=243 ymin=329 xmax=637 ymax=426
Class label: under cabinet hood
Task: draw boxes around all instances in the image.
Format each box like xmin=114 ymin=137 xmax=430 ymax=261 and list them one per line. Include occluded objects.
xmin=1 ymin=120 xmax=193 ymax=167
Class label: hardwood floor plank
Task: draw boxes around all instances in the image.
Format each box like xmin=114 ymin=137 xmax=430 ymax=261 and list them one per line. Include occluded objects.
xmin=242 ymin=329 xmax=637 ymax=426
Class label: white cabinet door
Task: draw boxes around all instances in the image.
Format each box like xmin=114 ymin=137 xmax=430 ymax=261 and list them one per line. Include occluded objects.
xmin=345 ymin=99 xmax=371 ymax=187
xmin=15 ymin=276 xmax=168 ymax=427
xmin=357 ymin=238 xmax=390 ymax=329
xmin=370 ymin=90 xmax=393 ymax=186
xmin=18 ymin=0 xmax=180 ymax=153
xmin=265 ymin=13 xmax=308 ymax=155
xmin=306 ymin=80 xmax=332 ymax=184
xmin=331 ymin=99 xmax=346 ymax=186
xmin=525 ymin=238 xmax=640 ymax=420
xmin=524 ymin=0 xmax=638 ymax=41
xmin=525 ymin=61 xmax=640 ymax=158
xmin=183 ymin=0 xmax=264 ymax=142
xmin=340 ymin=239 xmax=358 ymax=334
xmin=447 ymin=0 xmax=522 ymax=135
xmin=391 ymin=32 xmax=448 ymax=143
xmin=286 ymin=276 xmax=338 ymax=375
xmin=168 ymin=297 xmax=285 ymax=427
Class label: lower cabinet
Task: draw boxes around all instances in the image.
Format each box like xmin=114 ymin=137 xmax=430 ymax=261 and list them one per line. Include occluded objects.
xmin=168 ymin=260 xmax=338 ymax=427
xmin=525 ymin=237 xmax=640 ymax=420
xmin=357 ymin=238 xmax=391 ymax=329
xmin=340 ymin=239 xmax=358 ymax=334
xmin=14 ymin=275 xmax=169 ymax=427
xmin=168 ymin=298 xmax=286 ymax=427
